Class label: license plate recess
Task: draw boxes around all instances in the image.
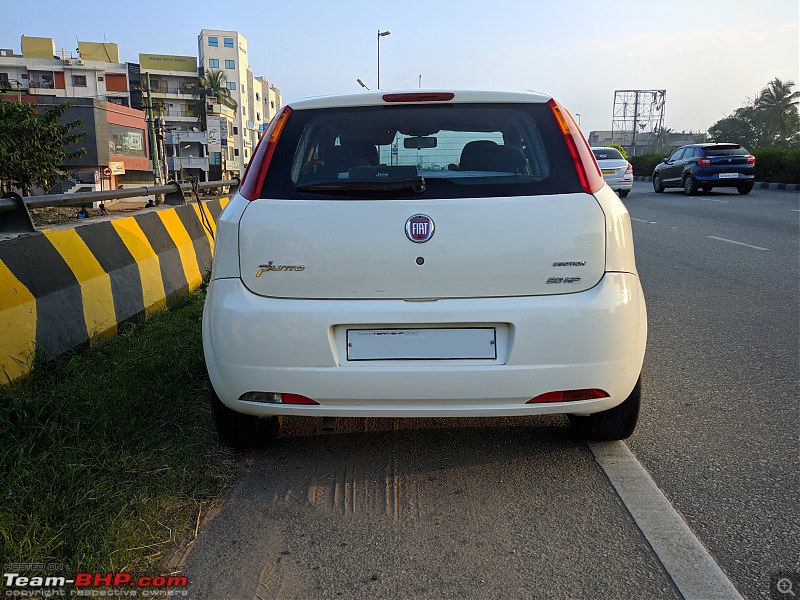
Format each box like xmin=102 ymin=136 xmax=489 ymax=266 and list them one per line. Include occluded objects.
xmin=346 ymin=328 xmax=497 ymax=361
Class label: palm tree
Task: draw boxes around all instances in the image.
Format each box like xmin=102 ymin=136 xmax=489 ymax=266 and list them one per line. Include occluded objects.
xmin=191 ymin=69 xmax=238 ymax=128
xmin=755 ymin=78 xmax=800 ymax=143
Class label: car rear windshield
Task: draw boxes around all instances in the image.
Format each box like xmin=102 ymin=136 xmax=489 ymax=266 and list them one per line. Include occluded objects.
xmin=259 ymin=103 xmax=582 ymax=199
xmin=703 ymin=145 xmax=748 ymax=156
xmin=592 ymin=148 xmax=624 ymax=160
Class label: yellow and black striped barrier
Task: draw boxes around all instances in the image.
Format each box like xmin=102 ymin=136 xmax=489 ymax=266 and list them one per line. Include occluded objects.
xmin=0 ymin=198 xmax=229 ymax=385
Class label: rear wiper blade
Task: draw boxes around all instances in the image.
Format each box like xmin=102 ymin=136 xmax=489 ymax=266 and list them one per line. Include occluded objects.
xmin=296 ymin=177 xmax=426 ymax=193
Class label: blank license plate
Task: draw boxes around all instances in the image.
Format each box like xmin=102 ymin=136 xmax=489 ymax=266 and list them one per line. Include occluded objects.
xmin=347 ymin=328 xmax=497 ymax=361
xmin=718 ymin=173 xmax=738 ymax=179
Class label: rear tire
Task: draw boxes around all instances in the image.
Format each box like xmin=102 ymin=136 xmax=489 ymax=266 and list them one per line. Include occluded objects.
xmin=569 ymin=377 xmax=641 ymax=441
xmin=618 ymin=190 xmax=629 ymax=198
xmin=211 ymin=389 xmax=281 ymax=449
xmin=652 ymin=174 xmax=665 ymax=193
xmin=737 ymin=183 xmax=753 ymax=195
xmin=683 ymin=175 xmax=698 ymax=196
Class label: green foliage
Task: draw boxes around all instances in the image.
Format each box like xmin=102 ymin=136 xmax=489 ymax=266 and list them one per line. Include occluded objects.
xmin=610 ymin=144 xmax=627 ymax=159
xmin=753 ymin=147 xmax=800 ymax=183
xmin=708 ymin=78 xmax=799 ymax=149
xmin=191 ymin=69 xmax=238 ymax=129
xmin=0 ymin=98 xmax=87 ymax=195
xmin=628 ymin=153 xmax=664 ymax=176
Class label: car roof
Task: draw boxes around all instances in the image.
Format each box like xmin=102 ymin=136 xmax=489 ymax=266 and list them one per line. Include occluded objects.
xmin=286 ymin=90 xmax=553 ymax=111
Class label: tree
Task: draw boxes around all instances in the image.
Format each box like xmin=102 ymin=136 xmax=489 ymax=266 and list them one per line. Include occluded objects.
xmin=0 ymin=98 xmax=87 ymax=195
xmin=707 ymin=105 xmax=761 ymax=149
xmin=191 ymin=69 xmax=238 ymax=129
xmin=755 ymin=78 xmax=800 ymax=144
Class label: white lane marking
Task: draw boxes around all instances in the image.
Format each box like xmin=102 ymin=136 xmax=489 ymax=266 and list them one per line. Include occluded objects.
xmin=791 ymin=209 xmax=800 ymax=212
xmin=631 ymin=218 xmax=657 ymax=224
xmin=700 ymin=197 xmax=728 ymax=203
xmin=706 ymin=236 xmax=770 ymax=251
xmin=589 ymin=442 xmax=743 ymax=599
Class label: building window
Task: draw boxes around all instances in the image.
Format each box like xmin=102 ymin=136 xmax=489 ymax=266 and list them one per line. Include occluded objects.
xmin=245 ymin=149 xmax=249 ymax=159
xmin=233 ymin=126 xmax=238 ymax=135
xmin=242 ymin=107 xmax=246 ymax=116
xmin=225 ymin=60 xmax=234 ymax=69
xmin=271 ymin=101 xmax=275 ymax=109
xmin=234 ymin=148 xmax=239 ymax=157
xmin=255 ymin=93 xmax=260 ymax=101
xmin=208 ymin=37 xmax=218 ymax=47
xmin=0 ymin=73 xmax=8 ymax=83
xmin=209 ymin=59 xmax=219 ymax=69
xmin=226 ymin=82 xmax=236 ymax=90
xmin=241 ymin=83 xmax=245 ymax=93
xmin=72 ymin=75 xmax=87 ymax=87
xmin=224 ymin=37 xmax=234 ymax=48
xmin=256 ymin=112 xmax=261 ymax=121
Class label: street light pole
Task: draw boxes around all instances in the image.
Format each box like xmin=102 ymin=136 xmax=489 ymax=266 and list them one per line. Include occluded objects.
xmin=377 ymin=30 xmax=391 ymax=89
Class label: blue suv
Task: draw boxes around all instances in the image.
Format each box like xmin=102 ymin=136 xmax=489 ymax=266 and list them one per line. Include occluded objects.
xmin=652 ymin=143 xmax=755 ymax=195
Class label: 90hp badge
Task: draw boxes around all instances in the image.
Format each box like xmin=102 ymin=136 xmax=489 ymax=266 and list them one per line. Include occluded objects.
xmin=405 ymin=214 xmax=435 ymax=243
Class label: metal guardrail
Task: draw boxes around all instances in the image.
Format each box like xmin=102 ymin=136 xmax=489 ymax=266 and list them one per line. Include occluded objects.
xmin=0 ymin=178 xmax=240 ymax=234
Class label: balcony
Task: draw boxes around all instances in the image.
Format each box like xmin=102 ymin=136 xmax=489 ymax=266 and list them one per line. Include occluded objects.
xmin=167 ymin=156 xmax=209 ymax=171
xmin=167 ymin=131 xmax=207 ymax=145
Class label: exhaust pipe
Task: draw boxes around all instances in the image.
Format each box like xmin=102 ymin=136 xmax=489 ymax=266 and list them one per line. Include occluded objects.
xmin=321 ymin=417 xmax=336 ymax=432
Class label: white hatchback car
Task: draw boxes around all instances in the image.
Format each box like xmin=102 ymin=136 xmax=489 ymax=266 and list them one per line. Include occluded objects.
xmin=591 ymin=147 xmax=633 ymax=197
xmin=203 ymin=90 xmax=647 ymax=447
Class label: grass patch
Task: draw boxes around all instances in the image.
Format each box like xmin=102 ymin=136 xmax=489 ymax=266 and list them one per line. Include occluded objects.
xmin=0 ymin=289 xmax=240 ymax=573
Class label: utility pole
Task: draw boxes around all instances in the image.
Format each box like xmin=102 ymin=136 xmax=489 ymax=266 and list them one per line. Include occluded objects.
xmin=143 ymin=73 xmax=163 ymax=203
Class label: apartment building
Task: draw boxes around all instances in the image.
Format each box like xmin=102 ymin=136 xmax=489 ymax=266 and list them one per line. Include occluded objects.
xmin=198 ymin=29 xmax=282 ymax=177
xmin=136 ymin=53 xmax=208 ymax=182
xmin=0 ymin=36 xmax=130 ymax=106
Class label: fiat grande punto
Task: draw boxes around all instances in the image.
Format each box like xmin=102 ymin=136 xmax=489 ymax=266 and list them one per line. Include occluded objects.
xmin=202 ymin=90 xmax=648 ymax=447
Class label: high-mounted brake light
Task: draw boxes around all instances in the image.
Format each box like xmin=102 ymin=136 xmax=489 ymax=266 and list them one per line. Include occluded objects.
xmin=697 ymin=157 xmax=711 ymax=166
xmin=382 ymin=92 xmax=455 ymax=103
xmin=746 ymin=155 xmax=756 ymax=165
xmin=239 ymin=106 xmax=293 ymax=201
xmin=547 ymin=98 xmax=604 ymax=194
xmin=526 ymin=389 xmax=610 ymax=403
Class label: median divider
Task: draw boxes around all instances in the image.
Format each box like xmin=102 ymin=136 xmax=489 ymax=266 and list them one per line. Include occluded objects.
xmin=0 ymin=197 xmax=229 ymax=385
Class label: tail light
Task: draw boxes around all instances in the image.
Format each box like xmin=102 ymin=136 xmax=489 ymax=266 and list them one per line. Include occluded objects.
xmin=625 ymin=162 xmax=633 ymax=174
xmin=526 ymin=389 xmax=609 ymax=403
xmin=746 ymin=155 xmax=756 ymax=165
xmin=240 ymin=106 xmax=293 ymax=201
xmin=547 ymin=98 xmax=604 ymax=194
xmin=697 ymin=157 xmax=711 ymax=166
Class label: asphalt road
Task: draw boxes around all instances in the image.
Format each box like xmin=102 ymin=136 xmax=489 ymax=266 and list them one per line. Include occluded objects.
xmin=183 ymin=182 xmax=798 ymax=599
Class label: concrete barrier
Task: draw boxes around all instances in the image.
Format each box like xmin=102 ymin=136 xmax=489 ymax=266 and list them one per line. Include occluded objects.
xmin=0 ymin=198 xmax=229 ymax=385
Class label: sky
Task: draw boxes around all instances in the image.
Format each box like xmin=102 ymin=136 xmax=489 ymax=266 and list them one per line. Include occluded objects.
xmin=2 ymin=0 xmax=798 ymax=136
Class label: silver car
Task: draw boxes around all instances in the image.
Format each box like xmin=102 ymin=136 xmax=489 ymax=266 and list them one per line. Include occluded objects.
xmin=592 ymin=147 xmax=633 ymax=197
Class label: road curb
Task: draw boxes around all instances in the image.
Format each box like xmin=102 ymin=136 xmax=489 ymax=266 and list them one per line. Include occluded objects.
xmin=0 ymin=198 xmax=229 ymax=385
xmin=632 ymin=175 xmax=799 ymax=192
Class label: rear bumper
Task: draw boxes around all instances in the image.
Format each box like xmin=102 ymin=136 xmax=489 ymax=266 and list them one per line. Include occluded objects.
xmin=203 ymin=273 xmax=647 ymax=417
xmin=694 ymin=170 xmax=754 ymax=186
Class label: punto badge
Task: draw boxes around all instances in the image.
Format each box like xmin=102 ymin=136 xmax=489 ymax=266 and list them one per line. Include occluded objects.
xmin=405 ymin=214 xmax=435 ymax=243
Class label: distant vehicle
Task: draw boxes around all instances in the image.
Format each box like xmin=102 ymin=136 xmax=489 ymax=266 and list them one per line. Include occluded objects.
xmin=203 ymin=90 xmax=647 ymax=448
xmin=652 ymin=143 xmax=755 ymax=195
xmin=591 ymin=147 xmax=633 ymax=197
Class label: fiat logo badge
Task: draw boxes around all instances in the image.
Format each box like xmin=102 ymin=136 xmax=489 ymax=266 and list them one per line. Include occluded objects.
xmin=405 ymin=214 xmax=435 ymax=243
